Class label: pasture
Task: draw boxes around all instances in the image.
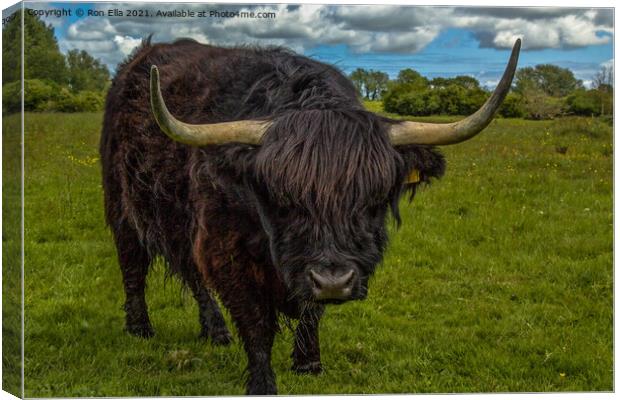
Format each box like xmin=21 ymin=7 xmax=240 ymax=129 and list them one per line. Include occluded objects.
xmin=3 ymin=110 xmax=612 ymax=396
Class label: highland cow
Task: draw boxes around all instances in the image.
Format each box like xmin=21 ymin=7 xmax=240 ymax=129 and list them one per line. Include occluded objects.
xmin=100 ymin=37 xmax=520 ymax=394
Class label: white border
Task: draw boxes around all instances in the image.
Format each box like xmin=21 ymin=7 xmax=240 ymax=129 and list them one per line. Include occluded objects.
xmin=0 ymin=1 xmax=616 ymax=400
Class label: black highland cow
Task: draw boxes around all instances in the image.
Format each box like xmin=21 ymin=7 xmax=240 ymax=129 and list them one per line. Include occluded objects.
xmin=100 ymin=37 xmax=521 ymax=394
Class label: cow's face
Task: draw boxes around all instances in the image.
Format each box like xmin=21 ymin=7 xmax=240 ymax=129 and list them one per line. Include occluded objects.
xmin=248 ymin=110 xmax=444 ymax=304
xmin=250 ymin=184 xmax=392 ymax=304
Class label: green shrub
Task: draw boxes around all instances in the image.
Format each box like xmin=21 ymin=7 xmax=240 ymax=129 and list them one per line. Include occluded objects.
xmin=56 ymin=90 xmax=104 ymax=112
xmin=3 ymin=79 xmax=61 ymax=113
xmin=400 ymin=91 xmax=430 ymax=115
xmin=383 ymin=84 xmax=489 ymax=117
xmin=27 ymin=80 xmax=63 ymax=112
xmin=2 ymin=81 xmax=21 ymax=113
xmin=2 ymin=80 xmax=106 ymax=113
xmin=565 ymin=89 xmax=613 ymax=117
xmin=498 ymin=93 xmax=526 ymax=118
xmin=436 ymin=85 xmax=463 ymax=115
xmin=565 ymin=89 xmax=599 ymax=116
xmin=520 ymin=86 xmax=565 ymax=120
xmin=54 ymin=88 xmax=78 ymax=112
xmin=459 ymin=87 xmax=488 ymax=115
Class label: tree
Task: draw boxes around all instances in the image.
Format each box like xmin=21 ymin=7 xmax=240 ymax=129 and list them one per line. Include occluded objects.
xmin=2 ymin=9 xmax=110 ymax=114
xmin=2 ymin=9 xmax=68 ymax=84
xmin=349 ymin=68 xmax=367 ymax=98
xmin=514 ymin=64 xmax=582 ymax=97
xmin=365 ymin=70 xmax=389 ymax=100
xmin=451 ymin=76 xmax=481 ymax=90
xmin=590 ymin=65 xmax=614 ymax=115
xmin=396 ymin=68 xmax=428 ymax=89
xmin=383 ymin=68 xmax=429 ymax=114
xmin=520 ymin=85 xmax=564 ymax=120
xmin=429 ymin=77 xmax=449 ymax=88
xmin=2 ymin=10 xmax=21 ymax=84
xmin=431 ymin=75 xmax=480 ymax=90
xmin=349 ymin=69 xmax=390 ymax=100
xmin=66 ymin=49 xmax=110 ymax=92
xmin=593 ymin=65 xmax=613 ymax=92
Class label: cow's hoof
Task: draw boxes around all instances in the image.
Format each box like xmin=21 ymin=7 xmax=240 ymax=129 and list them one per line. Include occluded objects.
xmin=246 ymin=382 xmax=277 ymax=395
xmin=126 ymin=323 xmax=154 ymax=338
xmin=246 ymin=372 xmax=277 ymax=395
xmin=292 ymin=360 xmax=322 ymax=375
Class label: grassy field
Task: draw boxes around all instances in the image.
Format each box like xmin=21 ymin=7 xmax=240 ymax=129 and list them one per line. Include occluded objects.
xmin=2 ymin=109 xmax=613 ymax=396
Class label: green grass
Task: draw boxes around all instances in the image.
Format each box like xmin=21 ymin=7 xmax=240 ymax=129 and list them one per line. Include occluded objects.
xmin=3 ymin=109 xmax=23 ymax=398
xmin=3 ymin=110 xmax=612 ymax=396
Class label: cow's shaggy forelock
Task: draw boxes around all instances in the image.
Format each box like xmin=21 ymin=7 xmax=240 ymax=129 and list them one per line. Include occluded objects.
xmin=255 ymin=109 xmax=404 ymax=222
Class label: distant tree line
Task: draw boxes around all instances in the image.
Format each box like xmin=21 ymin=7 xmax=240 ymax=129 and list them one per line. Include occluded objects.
xmin=349 ymin=68 xmax=389 ymax=100
xmin=350 ymin=63 xmax=613 ymax=120
xmin=507 ymin=64 xmax=613 ymax=119
xmin=2 ymin=11 xmax=110 ymax=113
xmin=382 ymin=69 xmax=488 ymax=116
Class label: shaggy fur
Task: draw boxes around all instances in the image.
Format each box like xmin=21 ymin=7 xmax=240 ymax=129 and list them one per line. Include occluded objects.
xmin=100 ymin=38 xmax=445 ymax=395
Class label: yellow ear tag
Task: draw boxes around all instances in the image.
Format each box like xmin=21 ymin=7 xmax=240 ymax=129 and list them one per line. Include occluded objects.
xmin=406 ymin=169 xmax=421 ymax=184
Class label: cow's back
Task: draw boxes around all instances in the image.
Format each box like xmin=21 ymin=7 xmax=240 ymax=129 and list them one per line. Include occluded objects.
xmin=99 ymin=39 xmax=239 ymax=256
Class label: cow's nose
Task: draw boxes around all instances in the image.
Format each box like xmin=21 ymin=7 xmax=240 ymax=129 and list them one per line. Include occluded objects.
xmin=308 ymin=267 xmax=356 ymax=300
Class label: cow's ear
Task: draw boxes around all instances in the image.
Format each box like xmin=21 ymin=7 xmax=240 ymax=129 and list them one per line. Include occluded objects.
xmin=396 ymin=145 xmax=446 ymax=200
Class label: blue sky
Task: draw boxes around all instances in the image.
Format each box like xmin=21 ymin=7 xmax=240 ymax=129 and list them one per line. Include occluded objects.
xmin=5 ymin=3 xmax=614 ymax=88
xmin=308 ymin=28 xmax=613 ymax=87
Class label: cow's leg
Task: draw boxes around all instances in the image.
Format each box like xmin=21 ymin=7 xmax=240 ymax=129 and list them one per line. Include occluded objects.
xmin=194 ymin=227 xmax=279 ymax=394
xmin=184 ymin=268 xmax=232 ymax=345
xmin=113 ymin=222 xmax=153 ymax=338
xmin=216 ymin=282 xmax=278 ymax=394
xmin=237 ymin=307 xmax=278 ymax=395
xmin=292 ymin=305 xmax=324 ymax=374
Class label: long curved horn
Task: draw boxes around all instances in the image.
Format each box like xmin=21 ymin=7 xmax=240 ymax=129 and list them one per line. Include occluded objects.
xmin=389 ymin=39 xmax=521 ymax=146
xmin=150 ymin=65 xmax=269 ymax=146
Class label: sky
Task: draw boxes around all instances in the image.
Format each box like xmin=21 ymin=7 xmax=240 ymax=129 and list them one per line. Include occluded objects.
xmin=3 ymin=2 xmax=614 ymax=88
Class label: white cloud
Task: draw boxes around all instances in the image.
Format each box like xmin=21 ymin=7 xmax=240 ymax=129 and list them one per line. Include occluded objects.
xmin=365 ymin=28 xmax=440 ymax=53
xmin=492 ymin=30 xmax=526 ymax=49
xmin=601 ymin=59 xmax=614 ymax=69
xmin=113 ymin=35 xmax=142 ymax=56
xmin=63 ymin=39 xmax=116 ymax=53
xmin=554 ymin=15 xmax=610 ymax=48
xmin=49 ymin=5 xmax=613 ymax=71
